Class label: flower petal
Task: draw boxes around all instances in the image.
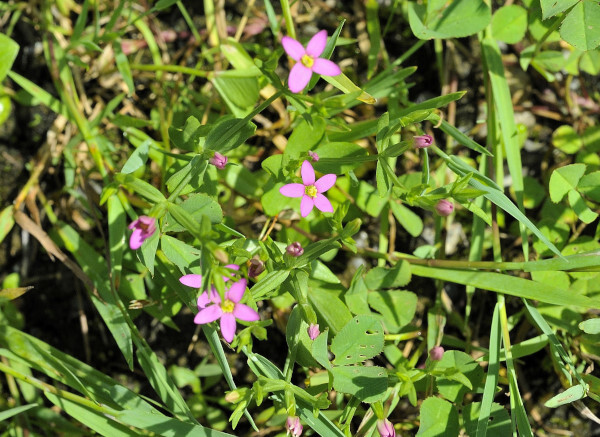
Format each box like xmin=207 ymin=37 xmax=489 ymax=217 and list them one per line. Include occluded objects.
xmin=197 ymin=288 xmax=220 ymax=309
xmin=301 ymin=160 xmax=315 ymax=185
xmin=288 ymin=63 xmax=312 ymax=93
xmin=226 ymin=278 xmax=247 ymax=303
xmin=282 ymin=36 xmax=305 ymax=61
xmin=312 ymin=58 xmax=341 ymax=76
xmin=314 ymin=193 xmax=333 ymax=213
xmin=280 ymin=183 xmax=306 ymax=198
xmin=300 ymin=195 xmax=314 ymax=217
xmin=194 ymin=304 xmax=223 ymax=324
xmin=220 ymin=313 xmax=237 ymax=343
xmin=129 ymin=229 xmax=144 ymax=250
xmin=180 ymin=274 xmax=202 ymax=288
xmin=223 ymin=264 xmax=240 ymax=281
xmin=128 ymin=218 xmax=140 ymax=230
xmin=306 ymin=30 xmax=327 ymax=57
xmin=233 ymin=303 xmax=260 ymax=322
xmin=314 ymin=174 xmax=337 ymax=193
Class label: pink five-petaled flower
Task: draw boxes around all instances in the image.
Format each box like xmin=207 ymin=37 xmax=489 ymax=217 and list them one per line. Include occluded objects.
xmin=376 ymin=419 xmax=396 ymax=437
xmin=128 ymin=216 xmax=156 ymax=250
xmin=282 ymin=30 xmax=341 ymax=93
xmin=193 ymin=278 xmax=259 ymax=343
xmin=279 ymin=160 xmax=337 ymax=217
xmin=413 ymin=134 xmax=433 ymax=149
xmin=179 ymin=264 xmax=240 ymax=309
xmin=286 ymin=416 xmax=303 ymax=437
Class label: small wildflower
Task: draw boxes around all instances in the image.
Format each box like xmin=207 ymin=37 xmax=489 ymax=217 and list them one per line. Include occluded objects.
xmin=435 ymin=199 xmax=454 ymax=217
xmin=193 ymin=278 xmax=259 ymax=343
xmin=429 ymin=346 xmax=444 ymax=361
xmin=282 ymin=30 xmax=341 ymax=93
xmin=279 ymin=160 xmax=337 ymax=217
xmin=210 ymin=152 xmax=228 ymax=170
xmin=308 ymin=323 xmax=320 ymax=340
xmin=180 ymin=264 xmax=240 ymax=309
xmin=308 ymin=150 xmax=319 ymax=162
xmin=376 ymin=419 xmax=396 ymax=437
xmin=286 ymin=242 xmax=304 ymax=257
xmin=248 ymin=257 xmax=265 ymax=278
xmin=128 ymin=216 xmax=156 ymax=250
xmin=413 ymin=134 xmax=433 ymax=149
xmin=286 ymin=416 xmax=303 ymax=437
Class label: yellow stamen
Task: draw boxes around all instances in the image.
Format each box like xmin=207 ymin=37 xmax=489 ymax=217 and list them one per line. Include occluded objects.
xmin=305 ymin=185 xmax=317 ymax=198
xmin=221 ymin=299 xmax=235 ymax=313
xmin=301 ymin=54 xmax=314 ymax=68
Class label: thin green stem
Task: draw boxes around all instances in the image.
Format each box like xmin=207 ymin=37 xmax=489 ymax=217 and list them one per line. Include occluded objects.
xmin=280 ymin=0 xmax=296 ymax=39
xmin=130 ymin=63 xmax=209 ymax=78
xmin=177 ymin=1 xmax=202 ymax=42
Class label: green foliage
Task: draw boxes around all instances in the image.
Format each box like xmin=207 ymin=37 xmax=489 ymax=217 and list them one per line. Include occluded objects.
xmin=408 ymin=0 xmax=491 ymax=39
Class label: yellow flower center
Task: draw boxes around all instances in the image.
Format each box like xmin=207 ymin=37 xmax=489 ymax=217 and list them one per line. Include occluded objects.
xmin=221 ymin=299 xmax=235 ymax=313
xmin=301 ymin=54 xmax=314 ymax=68
xmin=305 ymin=185 xmax=317 ymax=198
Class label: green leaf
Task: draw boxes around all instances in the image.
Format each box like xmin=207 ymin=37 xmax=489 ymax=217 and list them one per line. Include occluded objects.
xmin=139 ymin=228 xmax=160 ymax=276
xmin=540 ymin=0 xmax=578 ymax=19
xmin=160 ymin=235 xmax=201 ymax=273
xmin=417 ymin=397 xmax=459 ymax=436
xmin=568 ymin=189 xmax=598 ymax=223
xmin=164 ymin=194 xmax=223 ymax=232
xmin=204 ymin=117 xmax=256 ymax=154
xmin=560 ymin=0 xmax=600 ymax=51
xmin=331 ymin=365 xmax=387 ymax=402
xmin=552 ymin=125 xmax=583 ymax=154
xmin=0 ymin=404 xmax=38 ymax=422
xmin=464 ymin=402 xmax=511 ymax=437
xmin=365 ymin=261 xmax=411 ymax=290
xmin=285 ymin=117 xmax=326 ymax=159
xmin=107 ymin=196 xmax=126 ymax=289
xmin=549 ymin=164 xmax=586 ymax=203
xmin=213 ymin=76 xmax=260 ymax=117
xmin=408 ymin=0 xmax=491 ymax=39
xmin=115 ymin=173 xmax=166 ymax=203
xmin=0 ymin=34 xmax=19 ymax=83
xmin=410 ymin=264 xmax=600 ymax=308
xmin=580 ymin=319 xmax=600 ymax=334
xmin=312 ymin=142 xmax=369 ymax=174
xmin=311 ymin=330 xmax=332 ymax=370
xmin=544 ymin=384 xmax=588 ymax=408
xmin=309 ymin=287 xmax=353 ymax=336
xmin=250 ymin=270 xmax=290 ymax=300
xmin=0 ymin=205 xmax=15 ymax=245
xmin=113 ymin=41 xmax=134 ymax=95
xmin=435 ymin=350 xmax=484 ymax=403
xmin=389 ymin=201 xmax=423 ymax=237
xmin=286 ymin=305 xmax=319 ymax=367
xmin=121 ymin=140 xmax=150 ymax=174
xmin=491 ymin=5 xmax=527 ymax=44
xmin=368 ymin=290 xmax=417 ymax=333
xmin=322 ymin=73 xmax=376 ymax=104
xmin=331 ymin=315 xmax=384 ymax=365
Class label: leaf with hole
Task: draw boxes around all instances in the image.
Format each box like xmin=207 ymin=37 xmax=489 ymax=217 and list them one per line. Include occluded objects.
xmin=331 ymin=315 xmax=384 ymax=365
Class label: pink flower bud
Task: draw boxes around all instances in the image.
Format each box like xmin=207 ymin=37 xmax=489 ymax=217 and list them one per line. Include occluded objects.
xmin=435 ymin=199 xmax=454 ymax=216
xmin=429 ymin=346 xmax=444 ymax=361
xmin=308 ymin=323 xmax=320 ymax=340
xmin=308 ymin=150 xmax=320 ymax=161
xmin=248 ymin=258 xmax=265 ymax=278
xmin=376 ymin=419 xmax=396 ymax=437
xmin=413 ymin=134 xmax=433 ymax=149
xmin=286 ymin=416 xmax=303 ymax=436
xmin=128 ymin=216 xmax=156 ymax=250
xmin=286 ymin=242 xmax=304 ymax=257
xmin=209 ymin=152 xmax=227 ymax=170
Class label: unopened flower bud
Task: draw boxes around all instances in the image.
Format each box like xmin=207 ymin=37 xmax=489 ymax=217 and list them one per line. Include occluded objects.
xmin=435 ymin=199 xmax=454 ymax=216
xmin=248 ymin=257 xmax=265 ymax=278
xmin=286 ymin=242 xmax=304 ymax=257
xmin=429 ymin=346 xmax=444 ymax=361
xmin=225 ymin=390 xmax=241 ymax=403
xmin=376 ymin=418 xmax=396 ymax=437
xmin=286 ymin=416 xmax=303 ymax=436
xmin=308 ymin=323 xmax=320 ymax=340
xmin=209 ymin=152 xmax=227 ymax=170
xmin=413 ymin=134 xmax=433 ymax=149
xmin=308 ymin=150 xmax=319 ymax=162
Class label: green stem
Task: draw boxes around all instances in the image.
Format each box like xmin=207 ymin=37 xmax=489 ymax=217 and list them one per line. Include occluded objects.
xmin=177 ymin=1 xmax=202 ymax=42
xmin=130 ymin=63 xmax=209 ymax=77
xmin=280 ymin=0 xmax=296 ymax=39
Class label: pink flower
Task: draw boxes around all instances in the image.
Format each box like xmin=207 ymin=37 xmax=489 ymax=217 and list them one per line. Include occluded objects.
xmin=179 ymin=264 xmax=240 ymax=305
xmin=308 ymin=150 xmax=319 ymax=162
xmin=128 ymin=216 xmax=156 ymax=250
xmin=308 ymin=323 xmax=320 ymax=340
xmin=193 ymin=278 xmax=260 ymax=343
xmin=413 ymin=134 xmax=433 ymax=149
xmin=286 ymin=416 xmax=303 ymax=436
xmin=286 ymin=242 xmax=304 ymax=257
xmin=210 ymin=152 xmax=227 ymax=170
xmin=279 ymin=160 xmax=337 ymax=217
xmin=282 ymin=30 xmax=341 ymax=93
xmin=435 ymin=199 xmax=454 ymax=217
xmin=429 ymin=346 xmax=444 ymax=361
xmin=376 ymin=419 xmax=396 ymax=437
